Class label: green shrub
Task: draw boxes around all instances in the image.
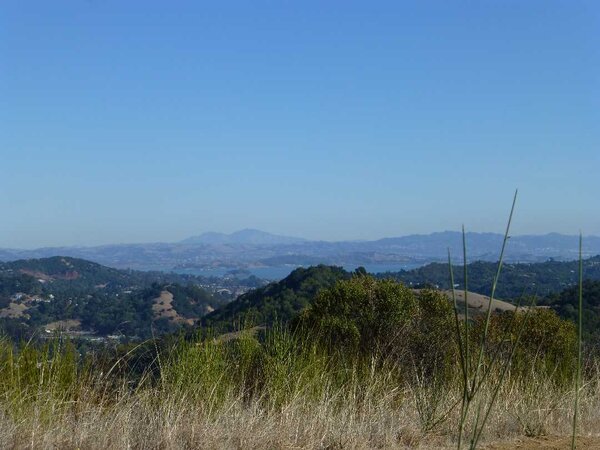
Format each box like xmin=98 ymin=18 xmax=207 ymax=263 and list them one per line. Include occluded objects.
xmin=294 ymin=275 xmax=418 ymax=356
xmin=477 ymin=308 xmax=577 ymax=384
xmin=292 ymin=276 xmax=459 ymax=386
xmin=411 ymin=289 xmax=457 ymax=379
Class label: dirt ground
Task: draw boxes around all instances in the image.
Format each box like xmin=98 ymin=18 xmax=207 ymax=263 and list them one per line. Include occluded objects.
xmin=485 ymin=436 xmax=600 ymax=449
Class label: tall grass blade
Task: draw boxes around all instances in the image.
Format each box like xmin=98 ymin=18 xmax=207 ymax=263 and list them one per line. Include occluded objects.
xmin=471 ymin=295 xmax=538 ymax=448
xmin=571 ymin=233 xmax=583 ymax=449
xmin=473 ymin=288 xmax=529 ymax=397
xmin=462 ymin=226 xmax=470 ymax=385
xmin=456 ymin=227 xmax=472 ymax=449
xmin=449 ymin=248 xmax=468 ymax=449
xmin=472 ymin=189 xmax=518 ymax=388
xmin=448 ymin=249 xmax=467 ymax=391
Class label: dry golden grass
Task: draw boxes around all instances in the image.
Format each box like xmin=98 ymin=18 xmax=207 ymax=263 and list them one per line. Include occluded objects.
xmin=0 ymin=302 xmax=29 ymax=319
xmin=151 ymin=290 xmax=195 ymax=325
xmin=1 ymin=367 xmax=599 ymax=450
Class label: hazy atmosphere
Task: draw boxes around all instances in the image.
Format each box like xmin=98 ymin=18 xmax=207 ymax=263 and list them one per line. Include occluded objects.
xmin=2 ymin=1 xmax=599 ymax=248
xmin=2 ymin=3 xmax=600 ymax=449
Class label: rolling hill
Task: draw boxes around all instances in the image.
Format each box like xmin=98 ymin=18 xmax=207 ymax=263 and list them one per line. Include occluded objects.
xmin=201 ymin=265 xmax=351 ymax=331
xmin=380 ymin=256 xmax=600 ymax=299
xmin=0 ymin=257 xmax=228 ymax=340
xmin=200 ymin=265 xmax=522 ymax=333
xmin=4 ymin=255 xmax=599 ymax=343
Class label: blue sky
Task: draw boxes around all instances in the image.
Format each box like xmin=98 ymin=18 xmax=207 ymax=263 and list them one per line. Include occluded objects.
xmin=1 ymin=1 xmax=598 ymax=248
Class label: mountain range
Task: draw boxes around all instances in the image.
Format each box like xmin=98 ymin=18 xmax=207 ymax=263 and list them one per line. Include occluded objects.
xmin=180 ymin=229 xmax=307 ymax=245
xmin=1 ymin=230 xmax=599 ymax=272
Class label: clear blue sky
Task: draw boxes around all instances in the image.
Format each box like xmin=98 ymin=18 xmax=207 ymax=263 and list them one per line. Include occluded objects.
xmin=1 ymin=1 xmax=598 ymax=248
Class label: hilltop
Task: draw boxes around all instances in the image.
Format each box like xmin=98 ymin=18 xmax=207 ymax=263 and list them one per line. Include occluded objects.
xmin=180 ymin=228 xmax=307 ymax=246
xmin=201 ymin=265 xmax=350 ymax=331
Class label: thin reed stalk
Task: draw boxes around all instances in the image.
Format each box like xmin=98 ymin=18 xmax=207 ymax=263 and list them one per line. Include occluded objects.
xmin=450 ymin=190 xmax=533 ymax=449
xmin=472 ymin=190 xmax=518 ymax=389
xmin=571 ymin=233 xmax=583 ymax=449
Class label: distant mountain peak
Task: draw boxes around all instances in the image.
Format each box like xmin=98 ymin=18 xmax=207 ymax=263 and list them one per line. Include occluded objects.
xmin=180 ymin=229 xmax=306 ymax=246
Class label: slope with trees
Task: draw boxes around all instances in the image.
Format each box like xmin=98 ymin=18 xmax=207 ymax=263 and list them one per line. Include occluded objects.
xmin=0 ymin=257 xmax=228 ymax=340
xmin=201 ymin=265 xmax=351 ymax=331
xmin=381 ymin=256 xmax=600 ymax=300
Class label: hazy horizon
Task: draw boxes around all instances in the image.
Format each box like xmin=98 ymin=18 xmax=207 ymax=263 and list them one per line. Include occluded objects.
xmin=2 ymin=227 xmax=600 ymax=251
xmin=2 ymin=1 xmax=598 ymax=248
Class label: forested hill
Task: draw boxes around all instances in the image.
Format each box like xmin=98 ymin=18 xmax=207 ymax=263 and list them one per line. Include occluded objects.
xmin=201 ymin=265 xmax=351 ymax=331
xmin=202 ymin=257 xmax=600 ymax=333
xmin=0 ymin=256 xmax=260 ymax=294
xmin=6 ymin=255 xmax=600 ymax=342
xmin=1 ymin=256 xmax=131 ymax=290
xmin=380 ymin=256 xmax=600 ymax=300
xmin=541 ymin=280 xmax=600 ymax=342
xmin=0 ymin=257 xmax=228 ymax=340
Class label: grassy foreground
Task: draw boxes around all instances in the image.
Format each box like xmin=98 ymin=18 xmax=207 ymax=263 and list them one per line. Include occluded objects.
xmin=0 ymin=325 xmax=599 ymax=450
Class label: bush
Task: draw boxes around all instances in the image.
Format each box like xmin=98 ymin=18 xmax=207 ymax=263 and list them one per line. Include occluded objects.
xmin=411 ymin=289 xmax=457 ymax=378
xmin=293 ymin=275 xmax=418 ymax=356
xmin=292 ymin=276 xmax=461 ymax=385
xmin=477 ymin=308 xmax=577 ymax=384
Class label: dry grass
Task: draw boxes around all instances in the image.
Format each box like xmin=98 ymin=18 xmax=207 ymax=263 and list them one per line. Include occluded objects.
xmin=0 ymin=302 xmax=29 ymax=319
xmin=152 ymin=290 xmax=195 ymax=325
xmin=441 ymin=290 xmax=520 ymax=314
xmin=1 ymin=358 xmax=599 ymax=450
xmin=44 ymin=319 xmax=82 ymax=331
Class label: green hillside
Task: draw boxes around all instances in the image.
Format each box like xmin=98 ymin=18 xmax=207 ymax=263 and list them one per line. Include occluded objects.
xmin=380 ymin=256 xmax=600 ymax=300
xmin=0 ymin=257 xmax=225 ymax=340
xmin=201 ymin=265 xmax=351 ymax=331
xmin=541 ymin=280 xmax=600 ymax=342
